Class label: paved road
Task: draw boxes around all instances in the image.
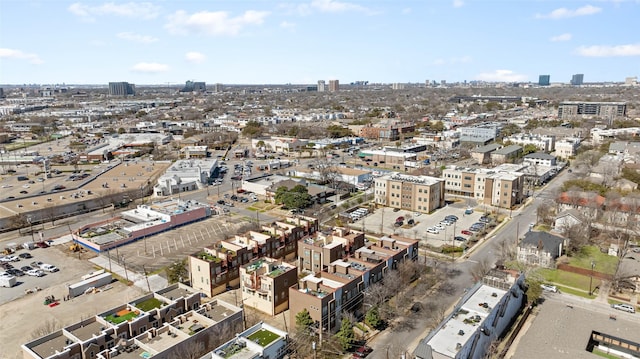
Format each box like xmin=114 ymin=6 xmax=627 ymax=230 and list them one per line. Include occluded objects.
xmin=367 ymin=169 xmax=573 ymax=357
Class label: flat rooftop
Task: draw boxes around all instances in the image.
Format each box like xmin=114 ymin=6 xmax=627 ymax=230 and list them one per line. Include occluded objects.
xmin=202 ymin=303 xmax=237 ymax=322
xmin=158 ymin=286 xmax=195 ymax=300
xmin=427 ymin=284 xmax=506 ymax=358
xmin=137 ymin=330 xmax=185 ymax=353
xmin=512 ymin=297 xmax=640 ymax=359
xmin=68 ymin=320 xmax=105 ymax=342
xmin=29 ymin=332 xmax=73 ymax=358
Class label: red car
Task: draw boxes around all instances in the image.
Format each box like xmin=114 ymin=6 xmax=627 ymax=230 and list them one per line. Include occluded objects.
xmin=352 ymin=346 xmax=373 ymax=358
xmin=461 ymin=230 xmax=473 ymax=236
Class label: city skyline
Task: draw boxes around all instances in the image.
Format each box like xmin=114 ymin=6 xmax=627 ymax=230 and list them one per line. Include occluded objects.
xmin=1 ymin=0 xmax=639 ymax=85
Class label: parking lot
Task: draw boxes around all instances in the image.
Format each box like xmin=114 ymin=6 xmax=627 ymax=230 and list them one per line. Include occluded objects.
xmin=0 ymin=245 xmax=97 ymax=305
xmin=356 ymin=200 xmax=488 ymax=248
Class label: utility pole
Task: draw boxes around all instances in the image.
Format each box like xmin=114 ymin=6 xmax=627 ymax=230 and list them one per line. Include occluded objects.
xmin=142 ymin=265 xmax=151 ymax=292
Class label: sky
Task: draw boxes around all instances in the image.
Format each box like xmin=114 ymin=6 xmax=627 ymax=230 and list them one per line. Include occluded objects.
xmin=1 ymin=0 xmax=639 ymax=85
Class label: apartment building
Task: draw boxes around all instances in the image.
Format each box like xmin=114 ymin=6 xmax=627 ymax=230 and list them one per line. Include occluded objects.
xmin=490 ymin=145 xmax=523 ymax=164
xmin=289 ymin=271 xmax=363 ymax=334
xmin=359 ymin=122 xmax=415 ymax=141
xmin=354 ymin=236 xmax=419 ymax=271
xmin=297 ymin=227 xmax=365 ymax=272
xmin=22 ymin=284 xmax=243 ymax=359
xmin=558 ymin=101 xmax=627 ymax=120
xmin=374 ymin=173 xmax=445 ymax=214
xmin=190 ymin=217 xmax=317 ymax=296
xmin=555 ymin=137 xmax=581 ymax=158
xmin=326 ymin=257 xmax=386 ymax=290
xmin=240 ymin=258 xmax=297 ymax=316
xmin=329 ymin=80 xmax=339 ymax=92
xmin=505 ymin=133 xmax=555 ymax=152
xmin=442 ymin=165 xmax=525 ymax=209
xmin=203 ymin=322 xmax=288 ymax=359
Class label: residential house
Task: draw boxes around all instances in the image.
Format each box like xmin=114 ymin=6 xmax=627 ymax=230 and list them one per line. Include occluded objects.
xmin=523 ymin=152 xmax=557 ymax=167
xmin=553 ymin=209 xmax=585 ymax=232
xmin=517 ymin=231 xmax=564 ymax=268
xmin=556 ymin=191 xmax=605 ymax=221
xmin=490 ymin=145 xmax=523 ymax=165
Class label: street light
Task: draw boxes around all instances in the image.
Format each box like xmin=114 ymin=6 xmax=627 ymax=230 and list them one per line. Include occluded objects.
xmin=27 ymin=216 xmax=35 ymax=243
xmin=589 ymin=261 xmax=596 ymax=296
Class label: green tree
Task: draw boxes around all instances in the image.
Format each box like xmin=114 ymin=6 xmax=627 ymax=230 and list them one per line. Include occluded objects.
xmin=335 ymin=318 xmax=354 ymax=350
xmin=365 ymin=306 xmax=382 ymax=329
xmin=295 ymin=308 xmax=314 ymax=331
xmin=326 ymin=125 xmax=353 ymax=138
xmin=117 ymin=127 xmax=126 ymax=134
xmin=274 ymin=185 xmax=312 ymax=209
xmin=431 ymin=120 xmax=444 ymax=132
xmin=525 ymin=276 xmax=543 ymax=304
xmin=522 ymin=144 xmax=539 ymax=155
xmin=165 ymin=259 xmax=188 ymax=284
xmin=242 ymin=121 xmax=263 ymax=138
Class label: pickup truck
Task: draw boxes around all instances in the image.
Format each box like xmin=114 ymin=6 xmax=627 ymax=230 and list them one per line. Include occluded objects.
xmin=39 ymin=264 xmax=59 ymax=272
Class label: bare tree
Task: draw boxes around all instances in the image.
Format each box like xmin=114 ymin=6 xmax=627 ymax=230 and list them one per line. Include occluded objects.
xmin=30 ymin=319 xmax=62 ymax=339
xmin=469 ymin=257 xmax=494 ymax=281
xmin=168 ymin=340 xmax=205 ymax=359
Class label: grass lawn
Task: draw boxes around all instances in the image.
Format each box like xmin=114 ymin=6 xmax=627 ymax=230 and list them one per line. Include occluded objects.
xmin=105 ymin=310 xmax=139 ymax=324
xmin=567 ymin=246 xmax=618 ymax=275
xmin=246 ymin=328 xmax=279 ymax=346
xmin=555 ymin=285 xmax=596 ymax=299
xmin=135 ymin=297 xmax=164 ymax=312
xmin=538 ymin=268 xmax=601 ymax=294
xmin=593 ymin=348 xmax=624 ymax=359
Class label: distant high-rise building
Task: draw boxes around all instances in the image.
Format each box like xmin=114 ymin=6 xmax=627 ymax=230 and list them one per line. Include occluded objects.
xmin=570 ymin=74 xmax=584 ymax=86
xmin=108 ymin=82 xmax=135 ymax=96
xmin=538 ymin=75 xmax=550 ymax=86
xmin=441 ymin=80 xmax=447 ymax=86
xmin=213 ymin=83 xmax=224 ymax=93
xmin=625 ymin=77 xmax=638 ymax=86
xmin=317 ymin=80 xmax=326 ymax=92
xmin=328 ymin=79 xmax=339 ymax=92
xmin=392 ymin=83 xmax=405 ymax=90
xmin=181 ymin=80 xmax=206 ymax=92
xmin=425 ymin=80 xmax=430 ymax=87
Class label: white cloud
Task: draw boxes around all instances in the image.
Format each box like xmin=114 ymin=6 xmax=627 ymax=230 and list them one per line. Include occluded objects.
xmin=131 ymin=62 xmax=169 ymax=73
xmin=185 ymin=51 xmax=206 ymax=64
xmin=475 ymin=70 xmax=528 ymax=82
xmin=68 ymin=2 xmax=160 ymax=21
xmin=117 ymin=32 xmax=158 ymax=43
xmin=453 ymin=0 xmax=464 ymax=8
xmin=431 ymin=56 xmax=472 ymax=66
xmin=165 ymin=10 xmax=269 ymax=36
xmin=535 ymin=5 xmax=601 ymax=19
xmin=0 ymin=48 xmax=43 ymax=64
xmin=576 ymin=43 xmax=640 ymax=57
xmin=280 ymin=21 xmax=296 ymax=30
xmin=285 ymin=0 xmax=376 ymax=16
xmin=550 ymin=33 xmax=572 ymax=42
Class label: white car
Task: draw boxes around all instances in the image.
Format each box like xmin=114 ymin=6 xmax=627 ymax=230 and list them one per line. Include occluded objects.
xmin=434 ymin=224 xmax=445 ymax=230
xmin=39 ymin=264 xmax=59 ymax=272
xmin=26 ymin=269 xmax=45 ymax=277
xmin=439 ymin=221 xmax=452 ymax=226
xmin=611 ymin=303 xmax=636 ymax=313
xmin=540 ymin=284 xmax=558 ymax=293
xmin=0 ymin=255 xmax=18 ymax=262
xmin=426 ymin=227 xmax=439 ymax=234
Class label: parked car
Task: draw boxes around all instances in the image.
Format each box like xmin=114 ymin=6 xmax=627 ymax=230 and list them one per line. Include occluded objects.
xmin=26 ymin=269 xmax=44 ymax=277
xmin=352 ymin=346 xmax=373 ymax=358
xmin=541 ymin=284 xmax=558 ymax=293
xmin=434 ymin=224 xmax=445 ymax=230
xmin=445 ymin=215 xmax=459 ymax=221
xmin=426 ymin=227 xmax=439 ymax=234
xmin=18 ymin=253 xmax=32 ymax=259
xmin=439 ymin=221 xmax=452 ymax=226
xmin=396 ymin=216 xmax=405 ymax=223
xmin=39 ymin=264 xmax=59 ymax=272
xmin=30 ymin=261 xmax=44 ymax=268
xmin=461 ymin=230 xmax=473 ymax=236
xmin=20 ymin=265 xmax=33 ymax=272
xmin=454 ymin=236 xmax=466 ymax=241
xmin=2 ymin=255 xmax=19 ymax=262
xmin=611 ymin=303 xmax=636 ymax=313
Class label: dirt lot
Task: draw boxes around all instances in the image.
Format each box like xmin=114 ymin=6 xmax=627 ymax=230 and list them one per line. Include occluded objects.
xmin=0 ymin=246 xmax=145 ymax=359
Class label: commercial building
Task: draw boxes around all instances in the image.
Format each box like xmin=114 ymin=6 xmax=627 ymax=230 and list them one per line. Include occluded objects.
xmin=358 ymin=149 xmax=417 ymax=170
xmin=558 ymin=101 xmax=627 ymax=120
xmin=154 ymin=158 xmax=219 ymax=197
xmin=180 ymin=81 xmax=206 ymax=92
xmin=505 ymin=133 xmax=555 ymax=152
xmin=251 ymin=136 xmax=309 ymax=154
xmin=328 ymin=80 xmax=339 ymax=92
xmin=108 ymin=82 xmax=135 ymax=96
xmin=523 ymin=152 xmax=557 ymax=167
xmin=359 ymin=122 xmax=416 ymax=141
xmin=22 ymin=284 xmax=244 ymax=359
xmin=414 ymin=273 xmax=526 ymax=359
xmin=538 ymin=75 xmax=550 ymax=86
xmin=74 ymin=199 xmax=213 ymax=252
xmin=591 ymin=127 xmax=640 ymax=144
xmin=571 ymin=73 xmax=584 ymax=86
xmin=442 ymin=165 xmax=525 ymax=209
xmin=317 ymin=80 xmax=326 ymax=92
xmin=239 ymin=258 xmax=298 ymax=316
xmin=459 ymin=124 xmax=500 ymax=145
xmin=374 ymin=173 xmax=445 ymax=213
xmin=204 ymin=322 xmax=288 ymax=359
